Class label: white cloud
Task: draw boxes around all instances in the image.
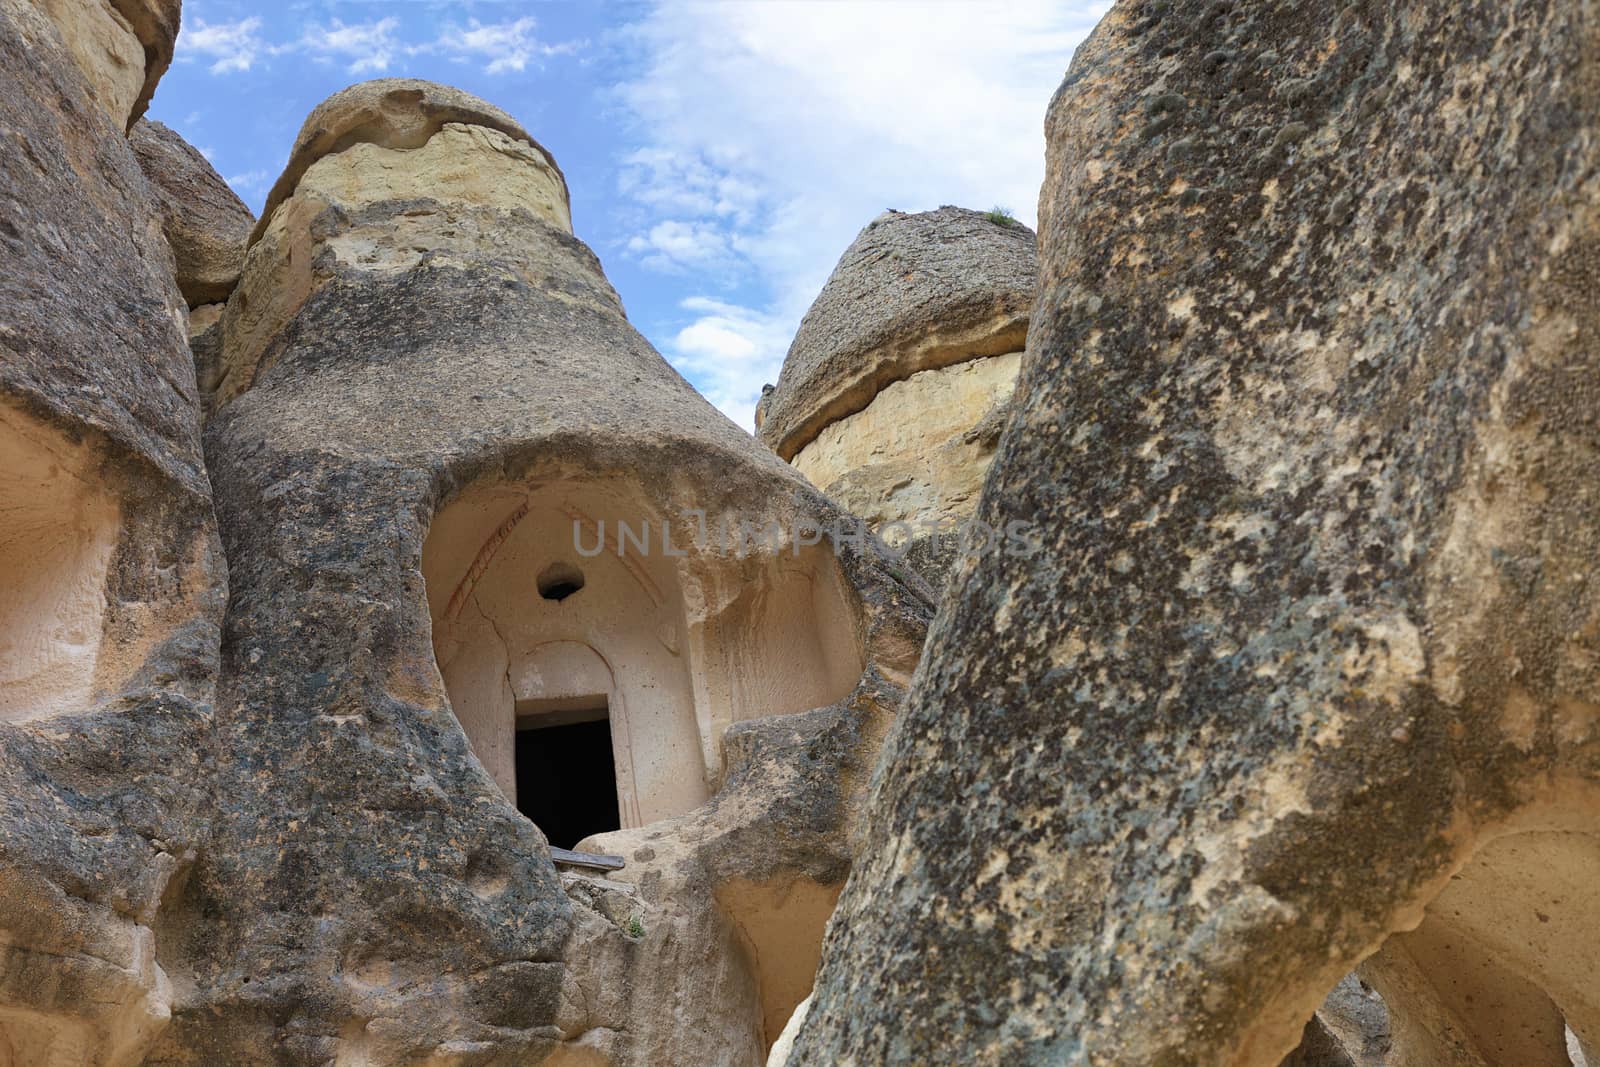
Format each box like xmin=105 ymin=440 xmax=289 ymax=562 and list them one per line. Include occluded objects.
xmin=618 ymin=1 xmax=1106 ymax=425
xmin=662 ymin=298 xmax=793 ymax=429
xmin=435 ymin=17 xmax=572 ymax=74
xmin=626 ymin=219 xmax=742 ymax=274
xmin=294 ymin=18 xmax=403 ymax=74
xmin=224 ymin=169 xmax=273 ymax=199
xmin=175 ymin=13 xmax=580 ymax=78
xmin=181 ymin=17 xmax=266 ymax=73
xmin=618 ymin=148 xmax=759 ymax=225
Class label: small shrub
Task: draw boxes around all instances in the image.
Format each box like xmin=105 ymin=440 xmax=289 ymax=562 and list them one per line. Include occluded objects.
xmin=985 ymin=205 xmax=1018 ymax=227
xmin=627 ymin=915 xmax=645 ymax=939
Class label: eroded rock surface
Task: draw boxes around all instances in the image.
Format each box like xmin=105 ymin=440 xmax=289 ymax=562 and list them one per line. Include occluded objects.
xmin=792 ymin=2 xmax=1600 ymax=1064
xmin=0 ymin=0 xmax=223 ymax=1061
xmin=131 ymin=120 xmax=254 ymax=308
xmin=147 ymin=79 xmax=930 ymax=1064
xmin=33 ymin=0 xmax=178 ymax=128
xmin=760 ymin=207 xmax=1035 ymax=587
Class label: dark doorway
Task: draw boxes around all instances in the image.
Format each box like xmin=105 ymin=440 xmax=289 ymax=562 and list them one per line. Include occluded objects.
xmin=514 ymin=709 xmax=620 ymax=850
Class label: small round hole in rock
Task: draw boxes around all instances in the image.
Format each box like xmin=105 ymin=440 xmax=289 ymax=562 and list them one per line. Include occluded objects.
xmin=537 ymin=562 xmax=585 ymax=602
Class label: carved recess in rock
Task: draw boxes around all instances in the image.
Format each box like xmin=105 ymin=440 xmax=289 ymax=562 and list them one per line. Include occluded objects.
xmin=424 ymin=479 xmax=862 ymax=827
xmin=0 ymin=0 xmax=223 ymax=1063
xmin=172 ymin=80 xmax=930 ymax=1064
xmin=760 ymin=207 xmax=1035 ymax=587
xmin=791 ymin=2 xmax=1600 ymax=1065
xmin=1358 ymin=824 xmax=1600 ymax=1067
xmin=0 ymin=408 xmax=119 ymax=721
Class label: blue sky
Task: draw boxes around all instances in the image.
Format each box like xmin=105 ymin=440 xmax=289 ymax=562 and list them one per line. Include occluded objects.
xmin=150 ymin=1 xmax=1108 ymax=429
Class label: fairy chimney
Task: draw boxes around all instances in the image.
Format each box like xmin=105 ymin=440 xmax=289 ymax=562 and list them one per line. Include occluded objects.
xmin=181 ymin=79 xmax=930 ymax=1063
xmin=759 ymin=206 xmax=1036 ymax=587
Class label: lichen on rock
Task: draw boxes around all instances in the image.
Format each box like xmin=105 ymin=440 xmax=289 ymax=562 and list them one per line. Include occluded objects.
xmin=792 ymin=1 xmax=1600 ymax=1064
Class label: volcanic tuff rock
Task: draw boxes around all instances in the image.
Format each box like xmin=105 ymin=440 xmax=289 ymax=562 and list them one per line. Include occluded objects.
xmin=0 ymin=26 xmax=930 ymax=1058
xmin=33 ymin=0 xmax=178 ymax=129
xmin=211 ymin=78 xmax=571 ymax=413
xmin=0 ymin=0 xmax=224 ymax=1062
xmin=758 ymin=206 xmax=1033 ymax=463
xmin=759 ymin=207 xmax=1036 ymax=587
xmin=155 ymin=78 xmax=930 ymax=1063
xmin=131 ymin=119 xmax=255 ymax=308
xmin=792 ymin=1 xmax=1600 ymax=1065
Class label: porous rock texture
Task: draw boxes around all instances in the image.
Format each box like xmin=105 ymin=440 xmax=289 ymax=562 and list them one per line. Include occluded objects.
xmin=153 ymin=78 xmax=930 ymax=1064
xmin=759 ymin=207 xmax=1036 ymax=587
xmin=130 ymin=119 xmax=255 ymax=308
xmin=0 ymin=0 xmax=224 ymax=1063
xmin=791 ymin=2 xmax=1600 ymax=1065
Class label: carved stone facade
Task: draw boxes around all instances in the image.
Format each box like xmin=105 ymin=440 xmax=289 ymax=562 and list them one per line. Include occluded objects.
xmin=0 ymin=49 xmax=928 ymax=1066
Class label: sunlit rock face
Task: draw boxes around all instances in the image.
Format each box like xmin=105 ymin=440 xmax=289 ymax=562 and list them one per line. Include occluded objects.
xmin=758 ymin=206 xmax=1035 ymax=589
xmin=792 ymin=2 xmax=1600 ymax=1065
xmin=31 ymin=0 xmax=178 ymax=129
xmin=0 ymin=0 xmax=224 ymax=1062
xmin=157 ymin=78 xmax=931 ymax=1064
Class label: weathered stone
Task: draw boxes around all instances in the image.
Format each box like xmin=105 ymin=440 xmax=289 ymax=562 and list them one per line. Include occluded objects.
xmin=1283 ymin=976 xmax=1391 ymax=1067
xmin=144 ymin=79 xmax=930 ymax=1063
xmin=131 ymin=120 xmax=254 ymax=307
xmin=186 ymin=303 xmax=226 ymax=417
xmin=1307 ymin=976 xmax=1391 ymax=1067
xmin=32 ymin=0 xmax=178 ymax=128
xmin=248 ymin=76 xmax=567 ymax=247
xmin=761 ymin=207 xmax=1035 ymax=589
xmin=0 ymin=0 xmax=223 ymax=1061
xmin=793 ymin=350 xmax=1021 ymax=584
xmin=758 ymin=206 xmax=1034 ymax=464
xmin=217 ymin=81 xmax=570 ymax=413
xmin=792 ymin=1 xmax=1600 ymax=1064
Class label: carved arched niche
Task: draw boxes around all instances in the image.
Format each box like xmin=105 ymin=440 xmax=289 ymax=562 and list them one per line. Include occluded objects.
xmin=423 ymin=477 xmax=863 ymax=835
xmin=0 ymin=406 xmax=120 ymax=723
xmin=1350 ymin=808 xmax=1600 ymax=1066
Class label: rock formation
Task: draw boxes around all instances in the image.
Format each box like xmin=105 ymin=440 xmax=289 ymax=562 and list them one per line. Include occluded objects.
xmin=791 ymin=2 xmax=1600 ymax=1065
xmin=0 ymin=0 xmax=223 ymax=1063
xmin=33 ymin=0 xmax=178 ymax=130
xmin=13 ymin=0 xmax=1600 ymax=1063
xmin=3 ymin=0 xmax=932 ymax=1051
xmin=155 ymin=77 xmax=923 ymax=1064
xmin=130 ymin=119 xmax=254 ymax=309
xmin=757 ymin=207 xmax=1035 ymax=586
xmin=129 ymin=118 xmax=255 ymax=412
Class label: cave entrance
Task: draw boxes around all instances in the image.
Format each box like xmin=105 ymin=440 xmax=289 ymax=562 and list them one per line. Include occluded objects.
xmin=514 ymin=699 xmax=621 ymax=850
xmin=424 ymin=481 xmax=865 ymax=830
